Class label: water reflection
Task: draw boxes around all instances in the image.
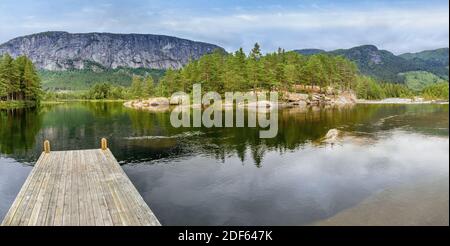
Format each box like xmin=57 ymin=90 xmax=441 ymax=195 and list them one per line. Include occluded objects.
xmin=0 ymin=102 xmax=448 ymax=225
xmin=0 ymin=103 xmax=448 ymax=167
xmin=0 ymin=108 xmax=42 ymax=161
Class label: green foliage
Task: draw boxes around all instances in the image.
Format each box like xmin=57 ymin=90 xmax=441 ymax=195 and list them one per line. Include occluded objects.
xmin=355 ymin=76 xmax=386 ymax=100
xmin=297 ymin=45 xmax=449 ymax=83
xmin=39 ymin=67 xmax=164 ymax=90
xmin=380 ymin=82 xmax=414 ymax=98
xmin=0 ymin=54 xmax=42 ymax=103
xmin=355 ymin=76 xmax=414 ymax=99
xmin=399 ymin=48 xmax=449 ymax=79
xmin=43 ymin=72 xmax=160 ymax=100
xmin=156 ymin=44 xmax=360 ymax=96
xmin=399 ymin=71 xmax=448 ymax=92
xmin=130 ymin=75 xmax=143 ymax=98
xmin=421 ymin=82 xmax=449 ymax=100
xmin=400 ymin=48 xmax=449 ymax=64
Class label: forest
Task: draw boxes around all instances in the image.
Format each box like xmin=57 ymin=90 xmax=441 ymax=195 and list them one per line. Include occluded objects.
xmin=3 ymin=44 xmax=449 ymax=104
xmin=69 ymin=44 xmax=420 ymax=100
xmin=0 ymin=54 xmax=42 ymax=108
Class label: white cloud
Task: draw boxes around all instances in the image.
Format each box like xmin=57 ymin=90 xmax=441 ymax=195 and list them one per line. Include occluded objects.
xmin=0 ymin=4 xmax=448 ymax=54
xmin=147 ymin=8 xmax=448 ymax=53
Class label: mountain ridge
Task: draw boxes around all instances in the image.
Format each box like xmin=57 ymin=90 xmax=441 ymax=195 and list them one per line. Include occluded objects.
xmin=295 ymin=45 xmax=449 ymax=82
xmin=0 ymin=31 xmax=225 ymax=71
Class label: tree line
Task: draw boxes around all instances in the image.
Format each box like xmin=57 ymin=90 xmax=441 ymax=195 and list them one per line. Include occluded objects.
xmin=41 ymin=43 xmax=447 ymax=101
xmin=154 ymin=44 xmax=360 ymax=96
xmin=0 ymin=54 xmax=42 ymax=102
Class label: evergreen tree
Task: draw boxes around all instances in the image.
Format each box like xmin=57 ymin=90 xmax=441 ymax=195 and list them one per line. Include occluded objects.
xmin=144 ymin=76 xmax=155 ymax=97
xmin=0 ymin=54 xmax=20 ymax=100
xmin=130 ymin=75 xmax=143 ymax=98
xmin=249 ymin=43 xmax=262 ymax=60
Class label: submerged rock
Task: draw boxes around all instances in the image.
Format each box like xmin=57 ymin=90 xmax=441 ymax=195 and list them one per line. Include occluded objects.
xmin=323 ymin=129 xmax=340 ymax=144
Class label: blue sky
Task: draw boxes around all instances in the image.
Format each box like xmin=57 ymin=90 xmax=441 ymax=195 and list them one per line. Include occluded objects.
xmin=0 ymin=0 xmax=448 ymax=54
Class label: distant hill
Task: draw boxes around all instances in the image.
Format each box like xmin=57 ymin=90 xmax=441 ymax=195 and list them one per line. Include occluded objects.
xmin=39 ymin=67 xmax=165 ymax=90
xmin=399 ymin=48 xmax=449 ymax=80
xmin=400 ymin=48 xmax=449 ymax=65
xmin=294 ymin=45 xmax=449 ymax=83
xmin=0 ymin=31 xmax=224 ymax=71
xmin=399 ymin=71 xmax=448 ymax=92
xmin=294 ymin=49 xmax=325 ymax=55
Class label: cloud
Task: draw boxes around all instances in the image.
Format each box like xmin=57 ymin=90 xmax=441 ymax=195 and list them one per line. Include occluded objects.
xmin=0 ymin=1 xmax=448 ymax=54
xmin=148 ymin=8 xmax=449 ymax=54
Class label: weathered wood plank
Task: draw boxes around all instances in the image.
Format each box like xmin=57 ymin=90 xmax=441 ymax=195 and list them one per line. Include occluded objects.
xmin=62 ymin=151 xmax=74 ymax=226
xmin=92 ymin=150 xmax=127 ymax=225
xmin=85 ymin=150 xmax=113 ymax=226
xmin=18 ymin=153 xmax=54 ymax=225
xmin=79 ymin=150 xmax=97 ymax=225
xmin=42 ymin=151 xmax=64 ymax=225
xmin=103 ymin=149 xmax=160 ymax=225
xmin=53 ymin=151 xmax=70 ymax=226
xmin=1 ymin=148 xmax=160 ymax=226
xmin=1 ymin=153 xmax=48 ymax=225
xmin=96 ymin=149 xmax=140 ymax=225
xmin=69 ymin=151 xmax=80 ymax=226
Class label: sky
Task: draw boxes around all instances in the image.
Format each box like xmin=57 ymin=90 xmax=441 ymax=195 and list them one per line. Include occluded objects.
xmin=0 ymin=0 xmax=448 ymax=54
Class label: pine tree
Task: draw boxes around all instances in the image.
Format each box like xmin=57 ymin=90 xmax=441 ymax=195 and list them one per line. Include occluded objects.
xmin=0 ymin=54 xmax=20 ymax=100
xmin=130 ymin=75 xmax=143 ymax=98
xmin=144 ymin=76 xmax=155 ymax=97
xmin=23 ymin=59 xmax=41 ymax=101
xmin=249 ymin=43 xmax=262 ymax=60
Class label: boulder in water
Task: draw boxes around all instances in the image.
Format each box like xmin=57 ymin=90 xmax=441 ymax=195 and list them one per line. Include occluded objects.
xmin=324 ymin=129 xmax=340 ymax=143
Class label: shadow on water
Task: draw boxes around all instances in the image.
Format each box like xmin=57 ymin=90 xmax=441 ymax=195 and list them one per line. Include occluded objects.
xmin=0 ymin=102 xmax=448 ymax=166
xmin=0 ymin=102 xmax=448 ymax=225
xmin=0 ymin=107 xmax=43 ymax=162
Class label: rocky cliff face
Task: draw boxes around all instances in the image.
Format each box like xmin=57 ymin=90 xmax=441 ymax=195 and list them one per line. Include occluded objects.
xmin=0 ymin=31 xmax=224 ymax=70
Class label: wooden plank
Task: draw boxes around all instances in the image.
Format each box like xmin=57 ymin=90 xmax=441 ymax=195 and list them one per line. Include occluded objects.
xmin=103 ymin=149 xmax=160 ymax=225
xmin=30 ymin=151 xmax=61 ymax=225
xmin=1 ymin=153 xmax=47 ymax=225
xmin=77 ymin=150 xmax=88 ymax=226
xmin=34 ymin=151 xmax=63 ymax=225
xmin=2 ymin=148 xmax=160 ymax=226
xmin=96 ymin=149 xmax=140 ymax=225
xmin=42 ymin=151 xmax=64 ymax=225
xmin=92 ymin=150 xmax=128 ymax=225
xmin=69 ymin=151 xmax=80 ymax=226
xmin=62 ymin=150 xmax=74 ymax=226
xmin=79 ymin=150 xmax=97 ymax=225
xmin=53 ymin=151 xmax=70 ymax=226
xmin=85 ymin=150 xmax=113 ymax=226
xmin=18 ymin=153 xmax=54 ymax=225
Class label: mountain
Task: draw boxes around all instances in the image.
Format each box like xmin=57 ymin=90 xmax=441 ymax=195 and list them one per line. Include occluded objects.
xmin=329 ymin=45 xmax=420 ymax=82
xmin=294 ymin=45 xmax=449 ymax=83
xmin=294 ymin=49 xmax=325 ymax=55
xmin=0 ymin=31 xmax=224 ymax=71
xmin=400 ymin=48 xmax=449 ymax=65
xmin=399 ymin=48 xmax=449 ymax=80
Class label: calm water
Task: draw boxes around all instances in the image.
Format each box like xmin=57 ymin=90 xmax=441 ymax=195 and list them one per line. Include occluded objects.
xmin=0 ymin=102 xmax=448 ymax=225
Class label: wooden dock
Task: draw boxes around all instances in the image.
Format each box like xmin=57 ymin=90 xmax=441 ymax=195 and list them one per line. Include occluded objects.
xmin=1 ymin=139 xmax=161 ymax=226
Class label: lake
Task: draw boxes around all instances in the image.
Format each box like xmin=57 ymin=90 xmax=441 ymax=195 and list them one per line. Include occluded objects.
xmin=0 ymin=102 xmax=448 ymax=225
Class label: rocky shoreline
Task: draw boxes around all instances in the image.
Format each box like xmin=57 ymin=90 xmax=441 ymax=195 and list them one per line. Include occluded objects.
xmin=123 ymin=89 xmax=358 ymax=111
xmin=357 ymin=97 xmax=449 ymax=104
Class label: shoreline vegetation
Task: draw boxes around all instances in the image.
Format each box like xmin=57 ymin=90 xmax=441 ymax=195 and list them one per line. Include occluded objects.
xmin=2 ymin=43 xmax=449 ymax=110
xmin=0 ymin=54 xmax=41 ymax=109
xmin=43 ymin=44 xmax=449 ymax=108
